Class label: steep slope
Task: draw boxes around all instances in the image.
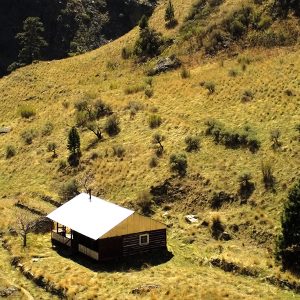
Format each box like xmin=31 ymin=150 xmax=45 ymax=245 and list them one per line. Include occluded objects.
xmin=0 ymin=0 xmax=157 ymax=75
xmin=0 ymin=0 xmax=300 ymax=298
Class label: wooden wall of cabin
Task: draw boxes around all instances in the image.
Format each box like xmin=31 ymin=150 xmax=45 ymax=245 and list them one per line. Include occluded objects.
xmin=73 ymin=231 xmax=98 ymax=251
xmin=98 ymin=229 xmax=167 ymax=260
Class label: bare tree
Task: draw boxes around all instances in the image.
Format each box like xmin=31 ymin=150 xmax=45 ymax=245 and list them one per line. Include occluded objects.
xmin=15 ymin=210 xmax=36 ymax=247
xmin=78 ymin=170 xmax=94 ymax=196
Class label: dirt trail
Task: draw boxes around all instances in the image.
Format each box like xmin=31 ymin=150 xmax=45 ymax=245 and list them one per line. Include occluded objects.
xmin=0 ymin=241 xmax=57 ymax=300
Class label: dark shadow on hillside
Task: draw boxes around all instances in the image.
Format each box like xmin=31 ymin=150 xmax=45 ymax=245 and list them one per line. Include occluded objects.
xmin=54 ymin=246 xmax=173 ymax=272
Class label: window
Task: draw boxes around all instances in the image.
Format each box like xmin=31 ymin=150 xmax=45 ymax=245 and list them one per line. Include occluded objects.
xmin=139 ymin=233 xmax=149 ymax=246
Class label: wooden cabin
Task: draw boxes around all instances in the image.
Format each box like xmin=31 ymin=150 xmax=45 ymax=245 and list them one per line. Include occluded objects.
xmin=47 ymin=193 xmax=167 ymax=261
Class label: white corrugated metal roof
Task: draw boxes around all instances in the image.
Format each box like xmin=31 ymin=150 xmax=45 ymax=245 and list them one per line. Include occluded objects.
xmin=47 ymin=193 xmax=134 ymax=240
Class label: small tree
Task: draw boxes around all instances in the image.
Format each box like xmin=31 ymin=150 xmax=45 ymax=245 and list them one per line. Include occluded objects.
xmin=152 ymin=133 xmax=165 ymax=155
xmin=170 ymin=153 xmax=187 ymax=176
xmin=47 ymin=142 xmax=57 ymax=158
xmin=67 ymin=127 xmax=80 ymax=156
xmin=134 ymin=26 xmax=163 ymax=58
xmin=15 ymin=210 xmax=36 ymax=247
xmin=139 ymin=15 xmax=149 ymax=29
xmin=59 ymin=179 xmax=79 ymax=202
xmin=165 ymin=0 xmax=177 ymax=28
xmin=16 ymin=17 xmax=48 ymax=64
xmin=67 ymin=127 xmax=81 ymax=166
xmin=277 ymin=180 xmax=300 ymax=271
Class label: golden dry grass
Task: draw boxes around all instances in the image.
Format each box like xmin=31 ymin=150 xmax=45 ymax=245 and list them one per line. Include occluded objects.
xmin=0 ymin=0 xmax=300 ymax=298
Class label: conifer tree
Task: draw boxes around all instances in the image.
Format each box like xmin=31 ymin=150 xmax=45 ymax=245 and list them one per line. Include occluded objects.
xmin=16 ymin=17 xmax=48 ymax=64
xmin=277 ymin=180 xmax=300 ymax=271
xmin=165 ymin=0 xmax=177 ymax=28
xmin=67 ymin=127 xmax=81 ymax=156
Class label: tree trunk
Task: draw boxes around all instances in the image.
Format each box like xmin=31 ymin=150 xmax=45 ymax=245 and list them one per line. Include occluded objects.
xmin=23 ymin=233 xmax=27 ymax=247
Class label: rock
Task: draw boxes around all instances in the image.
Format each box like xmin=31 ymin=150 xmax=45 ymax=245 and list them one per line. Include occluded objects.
xmin=132 ymin=284 xmax=160 ymax=295
xmin=162 ymin=212 xmax=169 ymax=218
xmin=0 ymin=127 xmax=11 ymax=134
xmin=0 ymin=286 xmax=20 ymax=297
xmin=32 ymin=258 xmax=40 ymax=262
xmin=220 ymin=231 xmax=231 ymax=241
xmin=148 ymin=56 xmax=181 ymax=76
xmin=185 ymin=215 xmax=198 ymax=224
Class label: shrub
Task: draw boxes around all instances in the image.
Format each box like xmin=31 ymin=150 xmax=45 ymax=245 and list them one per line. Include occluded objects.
xmin=106 ymin=61 xmax=118 ymax=70
xmin=5 ymin=145 xmax=16 ymax=159
xmin=270 ymin=129 xmax=282 ymax=150
xmin=181 ymin=67 xmax=191 ymax=79
xmin=19 ymin=105 xmax=36 ymax=119
xmin=134 ymin=26 xmax=164 ymax=58
xmin=112 ymin=145 xmax=125 ymax=158
xmin=204 ymin=119 xmax=260 ymax=152
xmin=121 ymin=47 xmax=131 ymax=59
xmin=241 ymin=90 xmax=254 ymax=102
xmin=261 ymin=161 xmax=275 ymax=191
xmin=148 ymin=114 xmax=162 ymax=129
xmin=145 ymin=86 xmax=154 ymax=98
xmin=185 ymin=135 xmax=200 ymax=152
xmin=58 ymin=160 xmax=67 ymax=171
xmin=47 ymin=142 xmax=57 ymax=158
xmin=238 ymin=172 xmax=255 ymax=201
xmin=20 ymin=129 xmax=38 ymax=144
xmin=228 ymin=69 xmax=238 ymax=77
xmin=124 ymin=85 xmax=145 ymax=95
xmin=137 ymin=191 xmax=153 ymax=215
xmin=277 ymin=180 xmax=300 ymax=271
xmin=41 ymin=122 xmax=54 ymax=136
xmin=152 ymin=133 xmax=165 ymax=156
xmin=204 ymin=81 xmax=216 ymax=94
xmin=74 ymin=99 xmax=88 ymax=112
xmin=59 ymin=179 xmax=79 ymax=202
xmin=149 ymin=156 xmax=158 ymax=168
xmin=210 ymin=214 xmax=225 ymax=240
xmin=104 ymin=115 xmax=120 ymax=136
xmin=170 ymin=153 xmax=187 ymax=176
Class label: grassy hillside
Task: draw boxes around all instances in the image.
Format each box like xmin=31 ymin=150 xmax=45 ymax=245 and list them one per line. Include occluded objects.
xmin=0 ymin=0 xmax=300 ymax=298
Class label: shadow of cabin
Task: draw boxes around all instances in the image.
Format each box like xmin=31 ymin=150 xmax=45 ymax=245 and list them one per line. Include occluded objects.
xmin=47 ymin=193 xmax=168 ymax=266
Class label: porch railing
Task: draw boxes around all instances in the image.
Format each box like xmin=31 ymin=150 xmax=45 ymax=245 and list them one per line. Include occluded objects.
xmin=51 ymin=231 xmax=71 ymax=247
xmin=78 ymin=244 xmax=99 ymax=260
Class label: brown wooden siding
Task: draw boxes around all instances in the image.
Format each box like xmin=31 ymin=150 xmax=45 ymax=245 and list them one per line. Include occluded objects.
xmin=122 ymin=229 xmax=166 ymax=257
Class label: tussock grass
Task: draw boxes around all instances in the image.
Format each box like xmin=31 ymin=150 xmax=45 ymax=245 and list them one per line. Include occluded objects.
xmin=0 ymin=0 xmax=299 ymax=298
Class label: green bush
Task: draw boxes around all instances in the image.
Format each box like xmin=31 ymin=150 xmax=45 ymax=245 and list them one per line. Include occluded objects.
xmin=181 ymin=67 xmax=191 ymax=79
xmin=19 ymin=105 xmax=36 ymax=119
xmin=137 ymin=191 xmax=153 ymax=215
xmin=261 ymin=161 xmax=275 ymax=191
xmin=149 ymin=156 xmax=158 ymax=168
xmin=41 ymin=122 xmax=54 ymax=136
xmin=59 ymin=179 xmax=79 ymax=202
xmin=148 ymin=114 xmax=162 ymax=129
xmin=112 ymin=145 xmax=125 ymax=158
xmin=124 ymin=85 xmax=145 ymax=95
xmin=170 ymin=153 xmax=188 ymax=176
xmin=5 ymin=145 xmax=16 ymax=159
xmin=204 ymin=119 xmax=260 ymax=152
xmin=185 ymin=135 xmax=200 ymax=152
xmin=121 ymin=47 xmax=132 ymax=59
xmin=241 ymin=90 xmax=254 ymax=102
xmin=20 ymin=129 xmax=38 ymax=144
xmin=145 ymin=86 xmax=154 ymax=98
xmin=104 ymin=115 xmax=120 ymax=136
xmin=277 ymin=180 xmax=300 ymax=271
xmin=204 ymin=81 xmax=216 ymax=94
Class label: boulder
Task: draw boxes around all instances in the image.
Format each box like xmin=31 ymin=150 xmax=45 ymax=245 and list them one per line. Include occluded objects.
xmin=148 ymin=56 xmax=181 ymax=76
xmin=185 ymin=215 xmax=198 ymax=224
xmin=220 ymin=231 xmax=231 ymax=241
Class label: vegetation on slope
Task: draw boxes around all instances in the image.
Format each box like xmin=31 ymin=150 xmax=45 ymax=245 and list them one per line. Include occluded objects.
xmin=0 ymin=0 xmax=300 ymax=298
